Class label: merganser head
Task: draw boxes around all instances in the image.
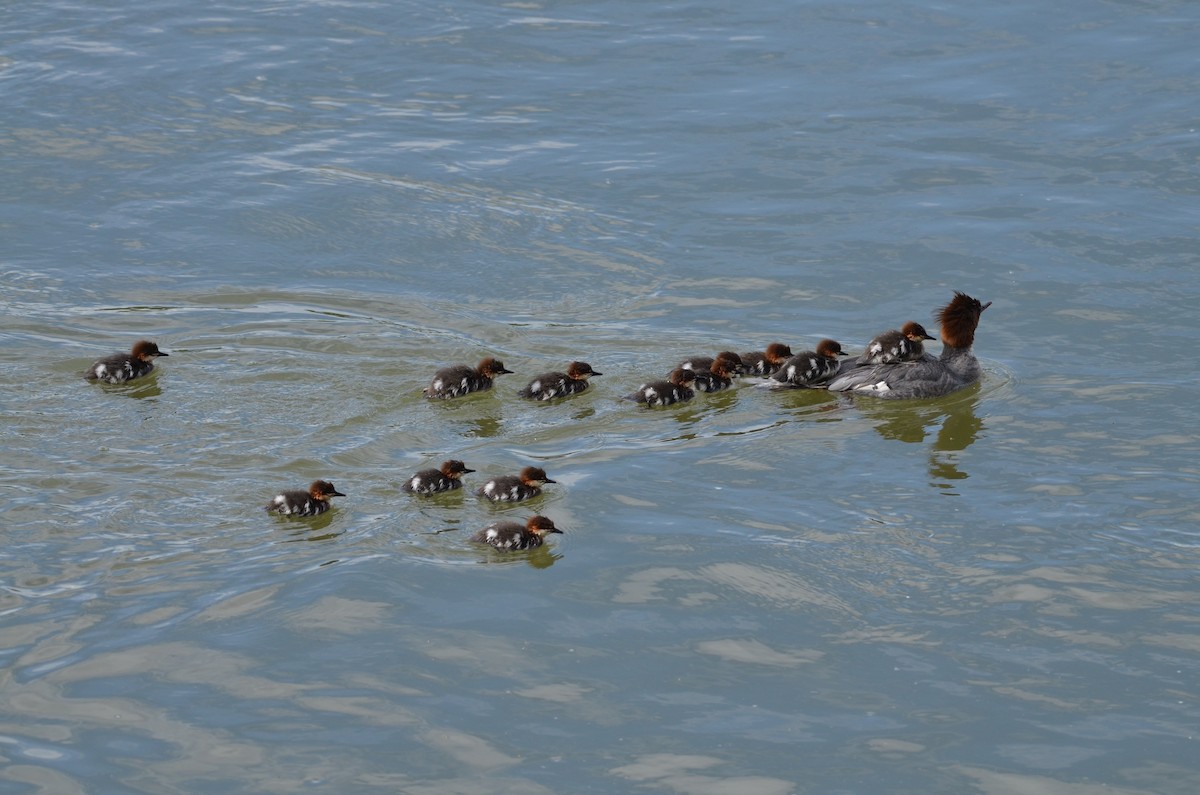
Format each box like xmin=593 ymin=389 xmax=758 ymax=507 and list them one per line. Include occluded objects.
xmin=900 ymin=321 xmax=936 ymax=342
xmin=566 ymin=361 xmax=601 ymax=379
xmin=764 ymin=342 xmax=793 ymax=363
xmin=478 ymin=358 xmax=513 ymax=376
xmin=132 ymin=340 xmax=168 ymax=360
xmin=526 ymin=515 xmax=563 ymax=536
xmin=518 ymin=466 xmax=555 ymax=485
xmin=309 ymin=480 xmax=346 ymax=500
xmin=440 ymin=460 xmax=475 ymax=478
xmin=668 ymin=368 xmax=697 ymax=386
xmin=709 ymin=355 xmax=736 ymax=378
xmin=937 ymin=292 xmax=991 ymax=349
xmin=713 ymin=351 xmax=745 ymax=376
xmin=816 ymin=339 xmax=847 ymax=359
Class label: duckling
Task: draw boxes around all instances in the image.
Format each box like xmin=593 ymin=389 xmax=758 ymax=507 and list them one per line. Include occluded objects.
xmin=265 ymin=480 xmax=345 ymax=516
xmin=476 ymin=466 xmax=556 ymax=502
xmin=424 ymin=357 xmax=513 ymax=399
xmin=403 ymin=460 xmax=475 ymax=494
xmin=471 ymin=515 xmax=563 ymax=551
xmin=85 ymin=340 xmax=169 ymax=384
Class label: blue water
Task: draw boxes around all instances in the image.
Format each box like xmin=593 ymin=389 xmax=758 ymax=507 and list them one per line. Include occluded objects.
xmin=3 ymin=1 xmax=1200 ymax=793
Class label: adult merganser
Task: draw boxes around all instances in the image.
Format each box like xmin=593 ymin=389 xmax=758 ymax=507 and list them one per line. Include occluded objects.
xmin=827 ymin=292 xmax=991 ymax=399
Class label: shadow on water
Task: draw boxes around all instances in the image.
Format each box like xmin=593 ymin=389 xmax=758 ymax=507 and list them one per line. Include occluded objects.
xmin=849 ymin=383 xmax=984 ymax=491
xmin=89 ymin=376 xmax=164 ymax=400
xmin=275 ymin=510 xmax=344 ymax=541
xmin=422 ymin=398 xmax=506 ymax=439
xmin=769 ymin=384 xmax=841 ymax=415
xmin=476 ymin=545 xmax=562 ymax=569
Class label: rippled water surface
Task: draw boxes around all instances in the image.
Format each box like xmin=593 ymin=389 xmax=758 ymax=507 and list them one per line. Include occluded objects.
xmin=3 ymin=1 xmax=1199 ymax=793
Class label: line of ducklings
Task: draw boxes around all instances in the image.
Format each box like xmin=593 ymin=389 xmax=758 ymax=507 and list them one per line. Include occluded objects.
xmin=86 ymin=318 xmax=942 ymax=552
xmin=420 ymin=318 xmax=935 ymax=408
xmin=264 ymin=464 xmax=561 ymax=550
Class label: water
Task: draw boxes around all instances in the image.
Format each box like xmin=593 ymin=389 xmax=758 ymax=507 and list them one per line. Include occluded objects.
xmin=3 ymin=1 xmax=1199 ymax=792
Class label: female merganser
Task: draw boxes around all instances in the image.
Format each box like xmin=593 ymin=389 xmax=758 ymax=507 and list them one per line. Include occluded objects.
xmin=857 ymin=321 xmax=936 ymax=365
xmin=265 ymin=480 xmax=345 ymax=516
xmin=626 ymin=368 xmax=696 ymax=407
xmin=827 ymin=292 xmax=992 ymax=399
xmin=519 ymin=361 xmax=602 ymax=400
xmin=676 ymin=351 xmax=747 ymax=376
xmin=770 ymin=339 xmax=848 ymax=387
xmin=476 ymin=466 xmax=556 ymax=502
xmin=403 ymin=460 xmax=475 ymax=494
xmin=739 ymin=342 xmax=793 ymax=376
xmin=85 ymin=340 xmax=168 ymax=383
xmin=692 ymin=352 xmax=741 ymax=392
xmin=423 ymin=357 xmax=513 ymax=399
xmin=471 ymin=515 xmax=562 ymax=551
